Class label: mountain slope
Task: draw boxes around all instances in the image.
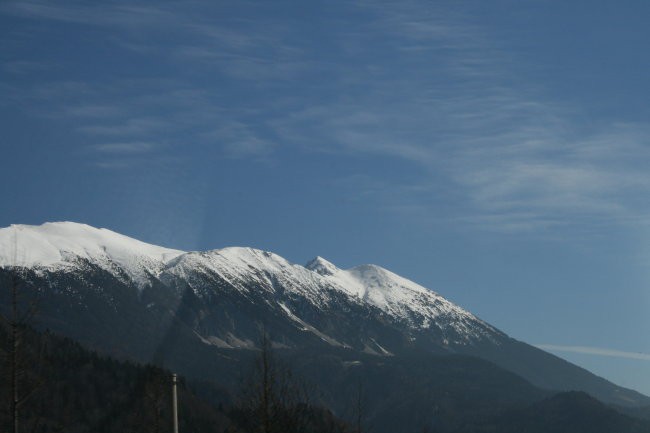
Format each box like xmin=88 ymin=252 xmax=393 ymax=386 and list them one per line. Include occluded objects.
xmin=4 ymin=323 xmax=647 ymax=433
xmin=0 ymin=221 xmax=647 ymax=409
xmin=463 ymin=391 xmax=650 ymax=433
xmin=0 ymin=323 xmax=350 ymax=433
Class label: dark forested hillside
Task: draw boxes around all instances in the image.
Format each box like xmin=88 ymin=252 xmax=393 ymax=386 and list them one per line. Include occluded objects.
xmin=0 ymin=323 xmax=230 ymax=433
xmin=2 ymin=323 xmax=650 ymax=433
xmin=460 ymin=391 xmax=650 ymax=433
xmin=0 ymin=324 xmax=347 ymax=433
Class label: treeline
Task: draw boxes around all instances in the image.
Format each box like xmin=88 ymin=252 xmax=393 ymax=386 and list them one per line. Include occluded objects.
xmin=0 ymin=323 xmax=350 ymax=433
xmin=457 ymin=391 xmax=650 ymax=433
xmin=4 ymin=326 xmax=650 ymax=433
xmin=5 ymin=323 xmax=650 ymax=433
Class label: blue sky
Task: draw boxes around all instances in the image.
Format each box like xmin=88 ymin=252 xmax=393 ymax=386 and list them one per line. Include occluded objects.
xmin=3 ymin=0 xmax=650 ymax=394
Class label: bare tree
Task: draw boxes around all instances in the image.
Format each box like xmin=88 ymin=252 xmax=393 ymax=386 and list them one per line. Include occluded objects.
xmin=1 ymin=267 xmax=42 ymax=433
xmin=237 ymin=329 xmax=311 ymax=433
xmin=355 ymin=379 xmax=363 ymax=433
xmin=353 ymin=377 xmax=365 ymax=433
xmin=123 ymin=368 xmax=171 ymax=433
xmin=145 ymin=374 xmax=167 ymax=433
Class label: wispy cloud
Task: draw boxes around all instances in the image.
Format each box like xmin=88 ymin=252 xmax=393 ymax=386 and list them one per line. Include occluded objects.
xmin=64 ymin=104 xmax=124 ymax=119
xmin=536 ymin=344 xmax=650 ymax=362
xmin=77 ymin=117 xmax=169 ymax=137
xmin=91 ymin=142 xmax=156 ymax=154
xmin=4 ymin=0 xmax=650 ymax=232
xmin=260 ymin=3 xmax=650 ymax=234
xmin=93 ymin=160 xmax=136 ymax=170
xmin=2 ymin=0 xmax=306 ymax=81
xmin=200 ymin=120 xmax=276 ymax=159
xmin=2 ymin=60 xmax=53 ymax=74
xmin=1 ymin=0 xmax=301 ymax=167
xmin=0 ymin=1 xmax=177 ymax=28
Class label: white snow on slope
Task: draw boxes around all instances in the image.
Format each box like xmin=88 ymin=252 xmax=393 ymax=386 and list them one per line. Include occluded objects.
xmin=166 ymin=247 xmax=335 ymax=306
xmin=0 ymin=222 xmax=184 ymax=285
xmin=0 ymin=222 xmax=498 ymax=342
xmin=278 ymin=302 xmax=348 ymax=348
xmin=168 ymin=248 xmax=496 ymax=341
xmin=305 ymin=257 xmax=499 ymax=339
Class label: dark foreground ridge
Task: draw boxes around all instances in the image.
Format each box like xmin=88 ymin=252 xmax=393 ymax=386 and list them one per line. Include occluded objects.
xmin=0 ymin=323 xmax=349 ymax=433
xmin=2 ymin=324 xmax=650 ymax=433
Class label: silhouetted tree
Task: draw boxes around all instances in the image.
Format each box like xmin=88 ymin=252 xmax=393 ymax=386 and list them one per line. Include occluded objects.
xmin=1 ymin=265 xmax=43 ymax=433
xmin=234 ymin=330 xmax=313 ymax=433
xmin=350 ymin=376 xmax=367 ymax=433
xmin=125 ymin=368 xmax=170 ymax=433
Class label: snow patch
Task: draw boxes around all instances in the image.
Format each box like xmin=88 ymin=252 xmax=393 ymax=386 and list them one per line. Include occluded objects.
xmin=278 ymin=302 xmax=348 ymax=348
xmin=194 ymin=331 xmax=256 ymax=349
xmin=369 ymin=337 xmax=394 ymax=356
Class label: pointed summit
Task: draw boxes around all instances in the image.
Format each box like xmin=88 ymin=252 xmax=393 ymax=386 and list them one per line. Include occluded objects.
xmin=305 ymin=256 xmax=338 ymax=276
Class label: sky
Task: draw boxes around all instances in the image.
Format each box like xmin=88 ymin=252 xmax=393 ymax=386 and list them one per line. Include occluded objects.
xmin=2 ymin=0 xmax=650 ymax=394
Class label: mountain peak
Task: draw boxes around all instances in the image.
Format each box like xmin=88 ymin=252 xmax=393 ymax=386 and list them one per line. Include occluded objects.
xmin=0 ymin=222 xmax=185 ymax=286
xmin=305 ymin=256 xmax=338 ymax=276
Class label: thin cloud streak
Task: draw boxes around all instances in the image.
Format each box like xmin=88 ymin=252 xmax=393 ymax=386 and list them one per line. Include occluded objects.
xmin=91 ymin=142 xmax=156 ymax=154
xmin=536 ymin=345 xmax=650 ymax=362
xmin=5 ymin=0 xmax=650 ymax=234
xmin=1 ymin=1 xmax=178 ymax=28
xmin=264 ymin=4 xmax=650 ymax=234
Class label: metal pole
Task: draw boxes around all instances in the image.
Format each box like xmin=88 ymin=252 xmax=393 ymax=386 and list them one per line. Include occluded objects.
xmin=12 ymin=277 xmax=19 ymax=433
xmin=172 ymin=374 xmax=179 ymax=433
xmin=11 ymin=229 xmax=19 ymax=433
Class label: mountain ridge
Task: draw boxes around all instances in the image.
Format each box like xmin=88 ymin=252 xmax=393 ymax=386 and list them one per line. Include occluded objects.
xmin=0 ymin=221 xmax=648 ymax=410
xmin=0 ymin=221 xmax=497 ymax=343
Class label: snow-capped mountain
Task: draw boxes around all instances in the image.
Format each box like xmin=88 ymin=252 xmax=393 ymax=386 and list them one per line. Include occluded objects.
xmin=161 ymin=245 xmax=501 ymax=347
xmin=0 ymin=222 xmax=498 ymax=346
xmin=0 ymin=222 xmax=183 ymax=286
xmin=0 ymin=221 xmax=647 ymax=408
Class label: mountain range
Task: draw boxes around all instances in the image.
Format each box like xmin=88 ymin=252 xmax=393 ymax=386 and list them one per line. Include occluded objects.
xmin=1 ymin=221 xmax=649 ymax=432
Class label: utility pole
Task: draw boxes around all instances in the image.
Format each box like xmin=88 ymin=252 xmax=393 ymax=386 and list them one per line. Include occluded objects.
xmin=11 ymin=271 xmax=19 ymax=433
xmin=172 ymin=374 xmax=179 ymax=433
